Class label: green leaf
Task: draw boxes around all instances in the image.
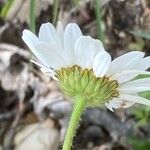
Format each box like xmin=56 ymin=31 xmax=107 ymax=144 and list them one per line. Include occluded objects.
xmin=0 ymin=0 xmax=14 ymax=18
xmin=134 ymin=74 xmax=150 ymax=80
xmin=128 ymin=137 xmax=150 ymax=150
xmin=133 ymin=74 xmax=150 ymax=100
xmin=139 ymin=91 xmax=150 ymax=100
xmin=137 ymin=75 xmax=150 ymax=100
xmin=132 ymin=74 xmax=150 ymax=125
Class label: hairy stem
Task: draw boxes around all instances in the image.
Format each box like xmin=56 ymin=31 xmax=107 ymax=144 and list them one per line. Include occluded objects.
xmin=62 ymin=95 xmax=86 ymax=150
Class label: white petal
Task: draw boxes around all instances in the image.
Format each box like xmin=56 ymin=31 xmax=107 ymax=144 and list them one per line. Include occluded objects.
xmin=40 ymin=67 xmax=54 ymax=74
xmin=31 ymin=59 xmax=57 ymax=79
xmin=120 ymin=101 xmax=135 ymax=108
xmin=40 ymin=68 xmax=58 ymax=80
xmin=93 ymin=39 xmax=105 ymax=53
xmin=105 ymin=101 xmax=114 ymax=112
xmin=22 ymin=29 xmax=38 ymax=51
xmin=119 ymin=86 xmax=150 ymax=94
xmin=39 ymin=23 xmax=60 ymax=45
xmin=135 ymin=56 xmax=150 ymax=70
xmin=30 ymin=59 xmax=47 ymax=68
xmin=111 ymin=70 xmax=150 ymax=84
xmin=105 ymin=98 xmax=134 ymax=111
xmin=31 ymin=59 xmax=54 ymax=72
xmin=126 ymin=77 xmax=150 ymax=86
xmin=56 ymin=21 xmax=64 ymax=46
xmin=64 ymin=23 xmax=82 ymax=64
xmin=123 ymin=78 xmax=150 ymax=86
xmin=34 ymin=42 xmax=64 ymax=69
xmin=93 ymin=52 xmax=111 ymax=77
xmin=119 ymin=94 xmax=150 ymax=106
xmin=57 ymin=21 xmax=64 ymax=37
xmin=75 ymin=36 xmax=96 ymax=69
xmin=107 ymin=51 xmax=145 ymax=76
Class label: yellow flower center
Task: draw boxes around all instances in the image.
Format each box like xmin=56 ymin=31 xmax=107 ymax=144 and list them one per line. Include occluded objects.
xmin=56 ymin=66 xmax=119 ymax=105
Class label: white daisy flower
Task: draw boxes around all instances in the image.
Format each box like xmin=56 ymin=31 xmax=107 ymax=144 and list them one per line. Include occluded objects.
xmin=22 ymin=22 xmax=150 ymax=111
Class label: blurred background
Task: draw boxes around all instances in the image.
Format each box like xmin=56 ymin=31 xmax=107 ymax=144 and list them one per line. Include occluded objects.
xmin=0 ymin=0 xmax=150 ymax=150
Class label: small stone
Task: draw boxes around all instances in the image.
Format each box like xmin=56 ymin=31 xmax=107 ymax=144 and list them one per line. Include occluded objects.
xmin=14 ymin=119 xmax=60 ymax=150
xmin=81 ymin=125 xmax=110 ymax=146
xmin=82 ymin=108 xmax=134 ymax=137
xmin=0 ymin=145 xmax=2 ymax=150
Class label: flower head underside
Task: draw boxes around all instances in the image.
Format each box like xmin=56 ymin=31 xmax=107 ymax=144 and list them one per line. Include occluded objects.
xmin=22 ymin=21 xmax=150 ymax=111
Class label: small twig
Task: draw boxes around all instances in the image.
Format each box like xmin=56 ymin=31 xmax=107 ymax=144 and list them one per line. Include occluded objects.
xmin=3 ymin=101 xmax=25 ymax=150
xmin=0 ymin=22 xmax=10 ymax=39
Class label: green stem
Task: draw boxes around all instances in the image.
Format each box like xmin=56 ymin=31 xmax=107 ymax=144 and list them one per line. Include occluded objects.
xmin=52 ymin=0 xmax=59 ymax=26
xmin=71 ymin=0 xmax=79 ymax=6
xmin=94 ymin=0 xmax=104 ymax=42
xmin=62 ymin=95 xmax=86 ymax=150
xmin=0 ymin=0 xmax=15 ymax=17
xmin=29 ymin=0 xmax=36 ymax=69
xmin=30 ymin=0 xmax=36 ymax=33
